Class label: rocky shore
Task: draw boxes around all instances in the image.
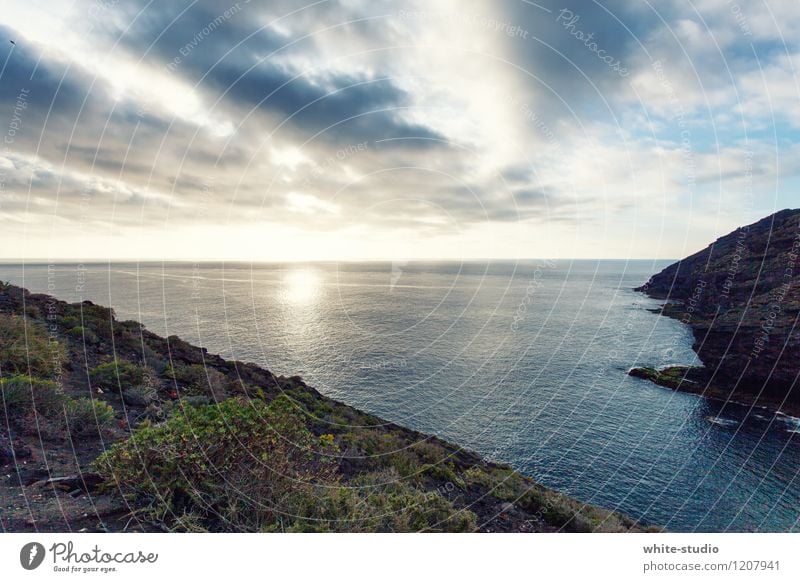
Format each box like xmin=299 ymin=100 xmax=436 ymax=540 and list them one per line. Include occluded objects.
xmin=0 ymin=282 xmax=647 ymax=533
xmin=630 ymin=209 xmax=800 ymax=415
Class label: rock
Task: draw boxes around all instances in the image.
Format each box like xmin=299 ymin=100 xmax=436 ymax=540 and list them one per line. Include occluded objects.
xmin=628 ymin=366 xmax=699 ymax=389
xmin=636 ymin=209 xmax=800 ymax=408
xmin=8 ymin=467 xmax=50 ymax=487
xmin=30 ymin=473 xmax=104 ymax=493
xmin=0 ymin=432 xmax=26 ymax=464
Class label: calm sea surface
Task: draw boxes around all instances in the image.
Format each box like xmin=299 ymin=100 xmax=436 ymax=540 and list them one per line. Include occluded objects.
xmin=2 ymin=260 xmax=798 ymax=532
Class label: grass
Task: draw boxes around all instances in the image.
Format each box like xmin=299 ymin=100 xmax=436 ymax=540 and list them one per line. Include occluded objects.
xmin=0 ymin=375 xmax=115 ymax=436
xmin=464 ymin=465 xmax=643 ymax=532
xmin=0 ymin=375 xmax=65 ymax=417
xmin=93 ymin=396 xmax=476 ymax=532
xmin=65 ymin=398 xmax=116 ymax=434
xmin=0 ymin=314 xmax=64 ymax=377
xmin=90 ymin=361 xmax=150 ymax=390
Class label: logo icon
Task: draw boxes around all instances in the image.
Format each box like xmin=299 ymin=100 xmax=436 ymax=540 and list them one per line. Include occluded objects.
xmin=20 ymin=542 xmax=46 ymax=570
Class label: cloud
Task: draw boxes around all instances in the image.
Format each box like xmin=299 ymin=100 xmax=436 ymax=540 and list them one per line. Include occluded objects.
xmin=0 ymin=0 xmax=796 ymax=260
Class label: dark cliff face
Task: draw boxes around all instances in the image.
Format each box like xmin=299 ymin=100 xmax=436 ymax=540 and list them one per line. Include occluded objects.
xmin=636 ymin=209 xmax=800 ymax=404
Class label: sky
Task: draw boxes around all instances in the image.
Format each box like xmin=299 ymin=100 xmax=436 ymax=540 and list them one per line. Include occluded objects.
xmin=0 ymin=0 xmax=798 ymax=261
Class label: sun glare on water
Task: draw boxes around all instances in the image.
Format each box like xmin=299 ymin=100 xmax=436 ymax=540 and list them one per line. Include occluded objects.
xmin=280 ymin=268 xmax=321 ymax=305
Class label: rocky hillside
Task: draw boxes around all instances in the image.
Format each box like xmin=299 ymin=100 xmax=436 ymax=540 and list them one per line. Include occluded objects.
xmin=635 ymin=209 xmax=800 ymax=410
xmin=0 ymin=282 xmax=646 ymax=533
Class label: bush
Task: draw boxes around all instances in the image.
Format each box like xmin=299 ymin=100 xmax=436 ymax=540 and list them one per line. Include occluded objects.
xmin=283 ymin=469 xmax=477 ymax=532
xmin=181 ymin=395 xmax=210 ymax=408
xmin=0 ymin=314 xmax=65 ymax=377
xmin=122 ymin=384 xmax=157 ymax=407
xmin=93 ymin=396 xmax=339 ymax=531
xmin=165 ymin=363 xmax=230 ymax=401
xmin=142 ymin=345 xmax=167 ymax=374
xmin=90 ymin=361 xmax=149 ymax=390
xmin=463 ymin=466 xmax=635 ymax=532
xmin=59 ymin=315 xmax=81 ymax=329
xmin=0 ymin=375 xmax=65 ymax=418
xmin=73 ymin=303 xmax=115 ymax=338
xmin=65 ymin=398 xmax=115 ymax=434
xmin=67 ymin=326 xmax=100 ymax=345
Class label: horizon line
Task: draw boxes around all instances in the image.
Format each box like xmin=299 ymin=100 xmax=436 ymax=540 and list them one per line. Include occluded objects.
xmin=0 ymin=257 xmax=680 ymax=264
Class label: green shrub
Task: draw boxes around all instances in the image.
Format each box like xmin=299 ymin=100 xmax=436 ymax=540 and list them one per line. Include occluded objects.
xmin=0 ymin=314 xmax=65 ymax=377
xmin=165 ymin=363 xmax=230 ymax=401
xmin=163 ymin=363 xmax=203 ymax=384
xmin=65 ymin=398 xmax=115 ymax=434
xmin=282 ymin=469 xmax=477 ymax=532
xmin=181 ymin=395 xmax=211 ymax=408
xmin=411 ymin=440 xmax=448 ymax=464
xmin=93 ymin=396 xmax=338 ymax=531
xmin=59 ymin=315 xmax=81 ymax=329
xmin=90 ymin=361 xmax=149 ymax=390
xmin=0 ymin=375 xmax=66 ymax=418
xmin=73 ymin=303 xmax=115 ymax=338
xmin=122 ymin=384 xmax=158 ymax=407
xmin=142 ymin=345 xmax=167 ymax=374
xmin=463 ymin=465 xmax=635 ymax=532
xmin=67 ymin=326 xmax=100 ymax=345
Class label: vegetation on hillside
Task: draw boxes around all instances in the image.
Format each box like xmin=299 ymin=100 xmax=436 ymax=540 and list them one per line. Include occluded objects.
xmin=0 ymin=281 xmax=647 ymax=532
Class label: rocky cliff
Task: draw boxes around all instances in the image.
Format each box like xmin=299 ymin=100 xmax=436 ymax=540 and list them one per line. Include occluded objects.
xmin=635 ymin=209 xmax=800 ymax=410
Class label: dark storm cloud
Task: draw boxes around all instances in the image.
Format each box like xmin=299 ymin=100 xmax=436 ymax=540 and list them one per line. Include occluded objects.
xmin=102 ymin=0 xmax=443 ymax=145
xmin=0 ymin=29 xmax=99 ymax=133
xmin=0 ymin=27 xmax=156 ymax=168
xmin=205 ymin=61 xmax=442 ymax=143
xmin=0 ymin=40 xmax=216 ymax=226
xmin=109 ymin=0 xmax=272 ymax=64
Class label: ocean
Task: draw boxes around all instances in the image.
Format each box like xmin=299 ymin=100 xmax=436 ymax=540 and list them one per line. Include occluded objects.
xmin=2 ymin=260 xmax=798 ymax=532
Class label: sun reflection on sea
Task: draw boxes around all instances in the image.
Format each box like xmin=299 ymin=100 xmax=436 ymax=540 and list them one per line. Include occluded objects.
xmin=279 ymin=268 xmax=321 ymax=305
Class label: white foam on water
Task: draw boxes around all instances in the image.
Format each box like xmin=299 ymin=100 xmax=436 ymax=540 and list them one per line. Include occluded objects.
xmin=706 ymin=416 xmax=739 ymax=427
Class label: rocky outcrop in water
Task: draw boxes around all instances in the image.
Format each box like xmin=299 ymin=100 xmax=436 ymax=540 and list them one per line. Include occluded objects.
xmin=633 ymin=209 xmax=800 ymax=412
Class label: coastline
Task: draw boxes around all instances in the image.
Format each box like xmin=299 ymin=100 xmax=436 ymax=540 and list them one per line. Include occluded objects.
xmin=0 ymin=282 xmax=649 ymax=533
xmin=628 ymin=365 xmax=800 ymax=419
xmin=632 ymin=210 xmax=800 ymax=419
